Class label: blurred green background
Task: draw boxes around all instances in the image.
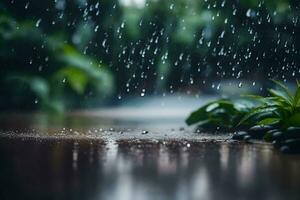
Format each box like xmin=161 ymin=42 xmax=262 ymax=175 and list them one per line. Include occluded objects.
xmin=0 ymin=0 xmax=299 ymax=112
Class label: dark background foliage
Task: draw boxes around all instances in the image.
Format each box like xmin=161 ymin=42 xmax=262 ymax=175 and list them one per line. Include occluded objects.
xmin=1 ymin=0 xmax=300 ymax=112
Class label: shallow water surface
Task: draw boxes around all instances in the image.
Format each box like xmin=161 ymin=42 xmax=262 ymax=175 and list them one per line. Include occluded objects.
xmin=0 ymin=100 xmax=300 ymax=200
xmin=0 ymin=137 xmax=300 ymax=200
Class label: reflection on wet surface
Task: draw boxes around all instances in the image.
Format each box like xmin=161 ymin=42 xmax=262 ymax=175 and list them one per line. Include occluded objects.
xmin=0 ymin=137 xmax=300 ymax=200
xmin=1 ymin=107 xmax=300 ymax=200
xmin=0 ymin=113 xmax=230 ymax=141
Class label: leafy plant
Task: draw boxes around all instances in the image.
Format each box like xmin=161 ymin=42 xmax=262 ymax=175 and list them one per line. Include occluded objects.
xmin=186 ymin=80 xmax=300 ymax=153
xmin=186 ymin=99 xmax=257 ymax=131
xmin=0 ymin=14 xmax=114 ymax=112
xmin=238 ymin=81 xmax=300 ymax=128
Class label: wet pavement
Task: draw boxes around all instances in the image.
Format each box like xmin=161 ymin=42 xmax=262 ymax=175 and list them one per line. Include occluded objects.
xmin=0 ymin=107 xmax=300 ymax=200
xmin=1 ymin=135 xmax=300 ymax=200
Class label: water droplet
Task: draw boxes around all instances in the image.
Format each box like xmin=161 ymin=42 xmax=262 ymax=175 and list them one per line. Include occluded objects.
xmin=233 ymin=9 xmax=237 ymax=16
xmin=141 ymin=88 xmax=145 ymax=97
xmin=220 ymin=31 xmax=225 ymax=38
xmin=25 ymin=2 xmax=29 ymax=9
xmin=120 ymin=22 xmax=125 ymax=28
xmin=246 ymin=9 xmax=252 ymax=17
xmin=94 ymin=25 xmax=99 ymax=32
xmin=238 ymin=82 xmax=243 ymax=88
xmin=35 ymin=18 xmax=42 ymax=27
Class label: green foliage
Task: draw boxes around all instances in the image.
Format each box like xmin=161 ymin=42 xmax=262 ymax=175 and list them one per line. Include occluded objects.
xmin=0 ymin=14 xmax=114 ymax=112
xmin=57 ymin=45 xmax=114 ymax=97
xmin=240 ymin=80 xmax=300 ymax=129
xmin=1 ymin=0 xmax=300 ymax=112
xmin=186 ymin=99 xmax=252 ymax=131
xmin=186 ymin=80 xmax=300 ymax=153
xmin=186 ymin=81 xmax=300 ymax=132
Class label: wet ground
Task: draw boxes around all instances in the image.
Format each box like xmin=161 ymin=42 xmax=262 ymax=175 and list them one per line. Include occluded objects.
xmin=1 ymin=136 xmax=300 ymax=200
xmin=0 ymin=97 xmax=300 ymax=200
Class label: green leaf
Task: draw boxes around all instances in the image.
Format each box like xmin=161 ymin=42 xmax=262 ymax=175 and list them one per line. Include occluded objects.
xmin=209 ymin=100 xmax=238 ymax=114
xmin=186 ymin=81 xmax=300 ymax=136
xmin=29 ymin=77 xmax=49 ymax=100
xmin=59 ymin=45 xmax=114 ymax=96
xmin=268 ymin=88 xmax=293 ymax=106
xmin=5 ymin=75 xmax=49 ymax=100
xmin=186 ymin=102 xmax=214 ymax=125
xmin=293 ymin=80 xmax=300 ymax=108
xmin=243 ymin=94 xmax=279 ymax=106
xmin=242 ymin=94 xmax=267 ymax=101
xmin=258 ymin=118 xmax=280 ymax=126
xmin=58 ymin=67 xmax=89 ymax=94
xmin=271 ymin=80 xmax=293 ymax=103
xmin=284 ymin=113 xmax=300 ymax=128
xmin=186 ymin=100 xmax=231 ymax=125
xmin=237 ymin=105 xmax=278 ymax=127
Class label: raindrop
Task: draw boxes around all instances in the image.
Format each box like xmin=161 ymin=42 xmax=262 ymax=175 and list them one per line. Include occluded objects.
xmin=35 ymin=18 xmax=42 ymax=27
xmin=246 ymin=9 xmax=252 ymax=17
xmin=95 ymin=2 xmax=99 ymax=9
xmin=102 ymin=39 xmax=107 ymax=47
xmin=141 ymin=88 xmax=146 ymax=97
xmin=238 ymin=82 xmax=243 ymax=88
xmin=190 ymin=77 xmax=194 ymax=85
xmin=199 ymin=37 xmax=203 ymax=44
xmin=221 ymin=0 xmax=226 ymax=7
xmin=233 ymin=9 xmax=237 ymax=16
xmin=25 ymin=2 xmax=29 ymax=9
xmin=179 ymin=53 xmax=183 ymax=60
xmin=220 ymin=31 xmax=225 ymax=38
xmin=120 ymin=22 xmax=125 ymax=28
xmin=94 ymin=25 xmax=99 ymax=32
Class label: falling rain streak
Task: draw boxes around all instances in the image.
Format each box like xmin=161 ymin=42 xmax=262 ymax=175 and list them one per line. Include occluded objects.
xmin=2 ymin=0 xmax=300 ymax=108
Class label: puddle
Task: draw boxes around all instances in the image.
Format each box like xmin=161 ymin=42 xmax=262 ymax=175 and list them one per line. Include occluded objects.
xmin=0 ymin=109 xmax=300 ymax=200
xmin=0 ymin=137 xmax=300 ymax=200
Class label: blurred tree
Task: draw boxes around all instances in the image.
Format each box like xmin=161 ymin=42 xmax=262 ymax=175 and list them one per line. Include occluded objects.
xmin=0 ymin=0 xmax=300 ymax=111
xmin=0 ymin=1 xmax=114 ymax=112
